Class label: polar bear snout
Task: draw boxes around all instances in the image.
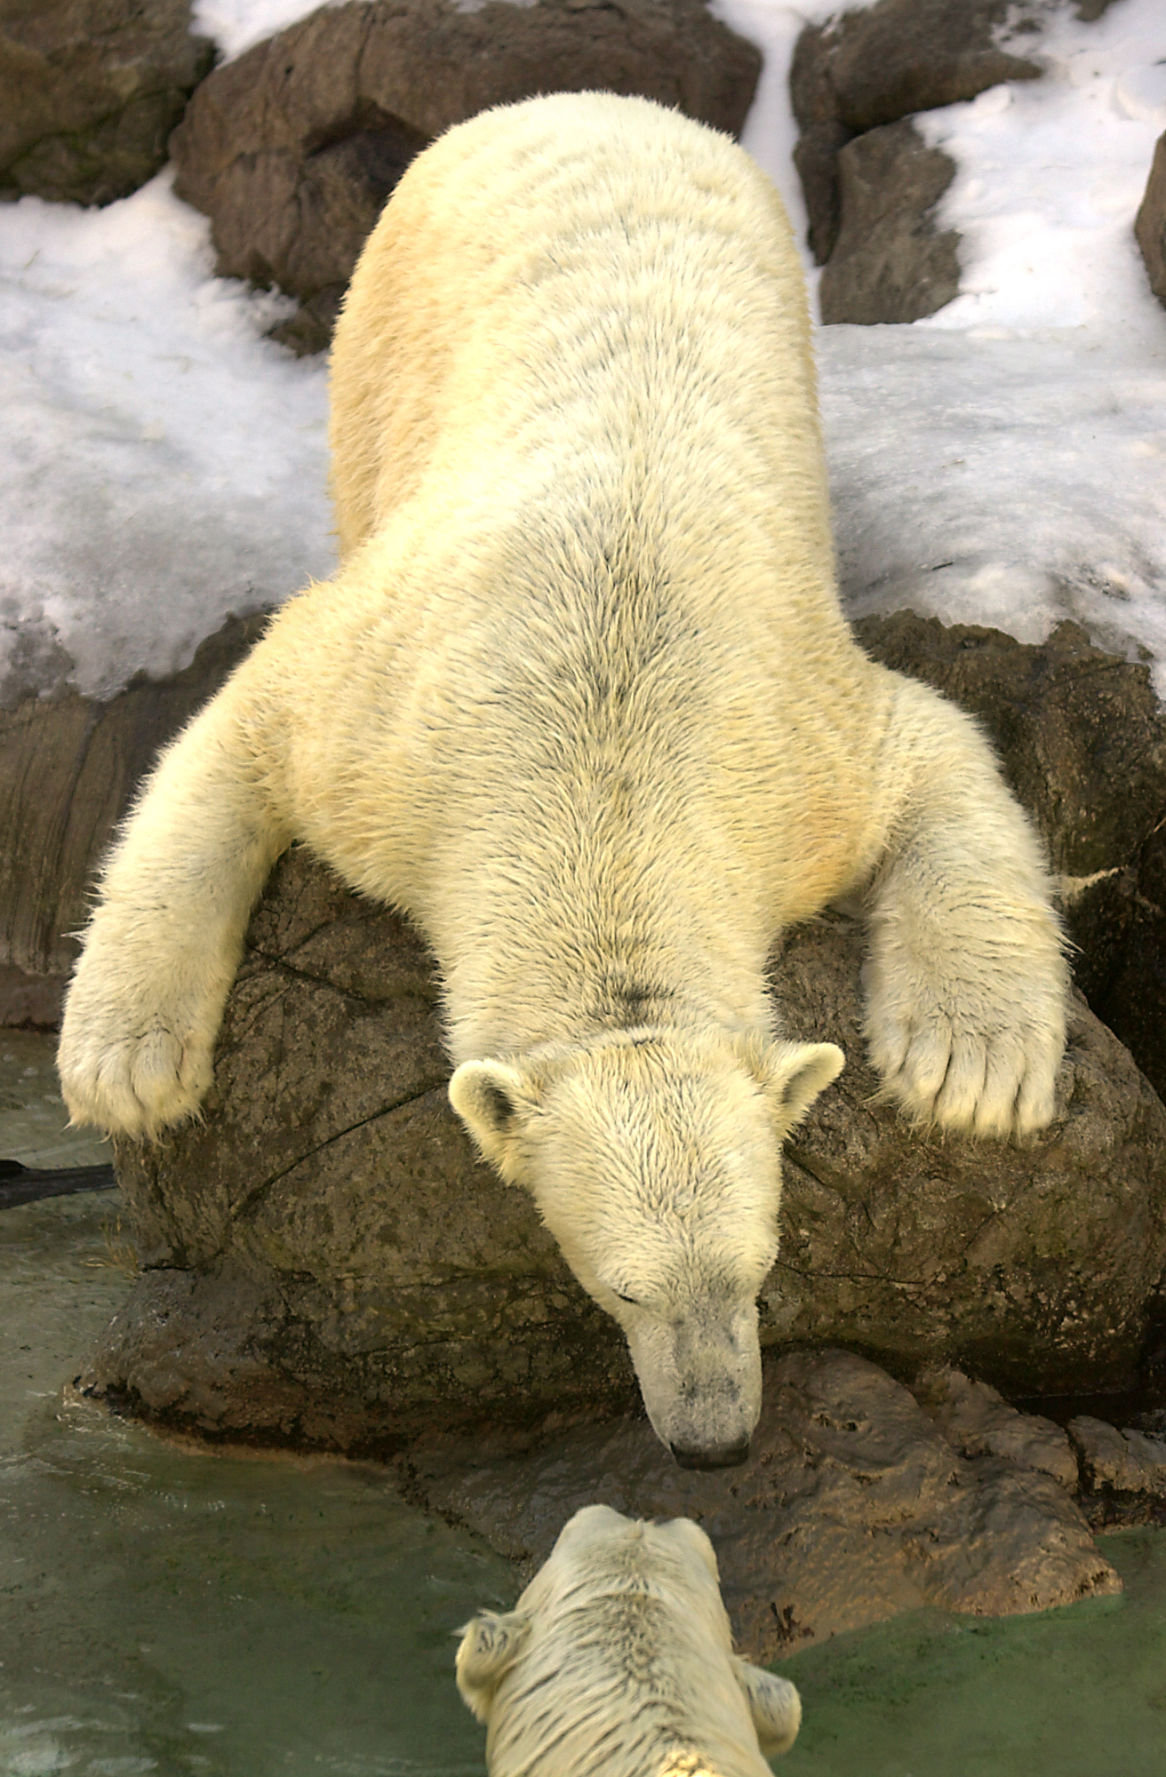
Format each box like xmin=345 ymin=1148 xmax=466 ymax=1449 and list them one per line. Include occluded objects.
xmin=624 ymin=1302 xmax=763 ymax=1468
xmin=670 ymin=1431 xmax=752 ymax=1470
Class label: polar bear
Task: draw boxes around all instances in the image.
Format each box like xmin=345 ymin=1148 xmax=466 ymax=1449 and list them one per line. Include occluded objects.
xmin=58 ymin=93 xmax=1067 ymax=1468
xmin=455 ymin=1504 xmax=801 ymax=1776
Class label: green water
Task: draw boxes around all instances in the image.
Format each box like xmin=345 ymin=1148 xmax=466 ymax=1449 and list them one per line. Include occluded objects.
xmin=3 ymin=1037 xmax=1166 ymax=1776
xmin=779 ymin=1535 xmax=1165 ymax=1776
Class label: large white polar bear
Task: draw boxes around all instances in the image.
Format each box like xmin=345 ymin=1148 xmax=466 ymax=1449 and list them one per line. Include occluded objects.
xmin=456 ymin=1503 xmax=802 ymax=1776
xmin=58 ymin=93 xmax=1067 ymax=1469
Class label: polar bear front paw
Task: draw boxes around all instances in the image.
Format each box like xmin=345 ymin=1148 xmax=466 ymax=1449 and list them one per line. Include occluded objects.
xmin=58 ymin=952 xmax=220 ymax=1139
xmin=863 ymin=966 xmax=1065 ymax=1139
xmin=59 ymin=1022 xmax=213 ymax=1140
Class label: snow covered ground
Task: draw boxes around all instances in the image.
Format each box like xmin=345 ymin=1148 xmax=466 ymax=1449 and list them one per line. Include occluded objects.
xmin=1 ymin=0 xmax=1164 ymax=703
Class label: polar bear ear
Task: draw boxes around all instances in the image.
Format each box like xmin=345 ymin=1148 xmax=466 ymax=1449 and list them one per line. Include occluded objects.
xmin=749 ymin=1039 xmax=845 ymax=1133
xmin=448 ymin=1059 xmax=542 ymax=1181
xmin=732 ymin=1657 xmax=802 ymax=1756
xmin=455 ymin=1610 xmax=531 ymax=1721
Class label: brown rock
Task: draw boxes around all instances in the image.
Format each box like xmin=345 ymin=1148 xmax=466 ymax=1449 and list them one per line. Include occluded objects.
xmin=170 ymin=0 xmax=761 ymax=352
xmin=405 ymin=1348 xmax=1120 ymax=1660
xmin=1068 ymin=1415 xmax=1166 ymax=1501
xmin=1135 ymin=132 xmax=1166 ymax=309
xmin=85 ymin=822 xmax=1166 ymax=1449
xmin=914 ymin=1364 xmax=1079 ymax=1488
xmin=790 ymin=0 xmax=1041 ymax=263
xmin=818 ymin=119 xmax=960 ymax=325
xmin=0 ymin=611 xmax=268 ymax=988
xmin=0 ymin=0 xmax=214 ymax=206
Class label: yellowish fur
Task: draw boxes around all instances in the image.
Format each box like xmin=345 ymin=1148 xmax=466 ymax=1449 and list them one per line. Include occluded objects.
xmin=58 ymin=94 xmax=1067 ymax=1462
xmin=456 ymin=1504 xmax=801 ymax=1777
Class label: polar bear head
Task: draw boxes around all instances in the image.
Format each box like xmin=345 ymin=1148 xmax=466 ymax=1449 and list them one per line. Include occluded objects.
xmin=449 ymin=1030 xmax=842 ymax=1468
xmin=456 ymin=1503 xmax=802 ymax=1776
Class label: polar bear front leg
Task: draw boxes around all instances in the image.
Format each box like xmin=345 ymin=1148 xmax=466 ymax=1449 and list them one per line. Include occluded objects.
xmin=861 ymin=677 xmax=1068 ymax=1138
xmin=58 ymin=669 xmax=291 ymax=1139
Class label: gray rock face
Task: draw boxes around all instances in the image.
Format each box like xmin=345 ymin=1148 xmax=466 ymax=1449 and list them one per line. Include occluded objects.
xmin=0 ymin=0 xmax=214 ymax=206
xmin=817 ymin=119 xmax=960 ymax=325
xmin=791 ymin=0 xmax=1041 ymax=266
xmin=1135 ymin=131 xmax=1166 ymax=310
xmin=405 ymin=1348 xmax=1120 ymax=1661
xmin=857 ymin=615 xmax=1166 ymax=1101
xmin=170 ymin=0 xmax=761 ymax=352
xmin=0 ymin=612 xmax=267 ymax=987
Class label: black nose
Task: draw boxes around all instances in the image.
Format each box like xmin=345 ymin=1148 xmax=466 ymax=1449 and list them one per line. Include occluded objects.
xmin=669 ymin=1435 xmax=751 ymax=1471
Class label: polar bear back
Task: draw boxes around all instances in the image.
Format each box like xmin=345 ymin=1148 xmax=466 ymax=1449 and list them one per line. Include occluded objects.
xmin=312 ymin=95 xmax=890 ymax=951
xmin=330 ymin=91 xmax=830 ymax=586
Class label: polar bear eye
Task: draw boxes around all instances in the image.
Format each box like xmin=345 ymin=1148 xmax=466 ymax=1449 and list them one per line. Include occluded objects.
xmin=613 ymin=1289 xmax=639 ymax=1305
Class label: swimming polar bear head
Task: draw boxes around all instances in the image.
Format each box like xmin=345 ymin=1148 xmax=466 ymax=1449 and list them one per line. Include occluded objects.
xmin=456 ymin=1503 xmax=802 ymax=1777
xmin=449 ymin=1030 xmax=843 ymax=1468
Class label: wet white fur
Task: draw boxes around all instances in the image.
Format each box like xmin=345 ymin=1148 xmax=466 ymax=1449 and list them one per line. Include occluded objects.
xmin=58 ymin=94 xmax=1067 ymax=1458
xmin=456 ymin=1504 xmax=801 ymax=1776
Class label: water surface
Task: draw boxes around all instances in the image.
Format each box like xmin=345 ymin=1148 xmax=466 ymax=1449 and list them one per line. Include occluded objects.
xmin=3 ymin=1036 xmax=1165 ymax=1775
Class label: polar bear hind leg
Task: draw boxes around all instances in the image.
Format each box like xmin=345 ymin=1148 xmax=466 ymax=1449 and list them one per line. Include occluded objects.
xmin=57 ymin=656 xmax=292 ymax=1139
xmin=860 ymin=674 xmax=1068 ymax=1138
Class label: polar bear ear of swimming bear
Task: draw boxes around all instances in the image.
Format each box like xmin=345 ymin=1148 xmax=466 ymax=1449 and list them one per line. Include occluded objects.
xmin=741 ymin=1039 xmax=846 ymax=1134
xmin=731 ymin=1656 xmax=803 ymax=1756
xmin=455 ymin=1610 xmax=531 ymax=1721
xmin=448 ymin=1058 xmax=546 ymax=1182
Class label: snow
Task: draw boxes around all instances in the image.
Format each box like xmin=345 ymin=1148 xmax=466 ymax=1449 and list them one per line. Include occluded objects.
xmin=0 ymin=175 xmax=332 ymax=705
xmin=191 ymin=0 xmax=334 ymax=61
xmin=2 ymin=0 xmax=1165 ymax=704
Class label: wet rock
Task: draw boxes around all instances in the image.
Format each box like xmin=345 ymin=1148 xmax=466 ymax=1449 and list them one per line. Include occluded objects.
xmin=1069 ymin=1415 xmax=1166 ymax=1503
xmin=0 ymin=0 xmax=214 ymax=207
xmin=86 ymin=819 xmax=1166 ymax=1449
xmin=403 ymin=1348 xmax=1120 ymax=1660
xmin=856 ymin=614 xmax=1166 ymax=1099
xmin=0 ymin=612 xmax=268 ymax=988
xmin=818 ymin=119 xmax=960 ymax=325
xmin=791 ymin=0 xmax=1041 ymax=264
xmin=1135 ymin=131 xmax=1166 ymax=310
xmin=914 ymin=1364 xmax=1079 ymax=1489
xmin=170 ymin=0 xmax=761 ymax=353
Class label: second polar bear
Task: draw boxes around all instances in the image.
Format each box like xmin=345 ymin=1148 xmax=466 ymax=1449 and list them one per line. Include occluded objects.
xmin=58 ymin=94 xmax=1067 ymax=1468
xmin=456 ymin=1504 xmax=802 ymax=1776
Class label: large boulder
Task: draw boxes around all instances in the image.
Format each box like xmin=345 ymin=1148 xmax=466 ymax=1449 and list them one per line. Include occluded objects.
xmin=0 ymin=0 xmax=213 ymax=206
xmin=790 ymin=0 xmax=1041 ymax=266
xmin=170 ymin=0 xmax=762 ymax=352
xmin=87 ymin=809 xmax=1166 ymax=1447
xmin=817 ymin=119 xmax=960 ymax=325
